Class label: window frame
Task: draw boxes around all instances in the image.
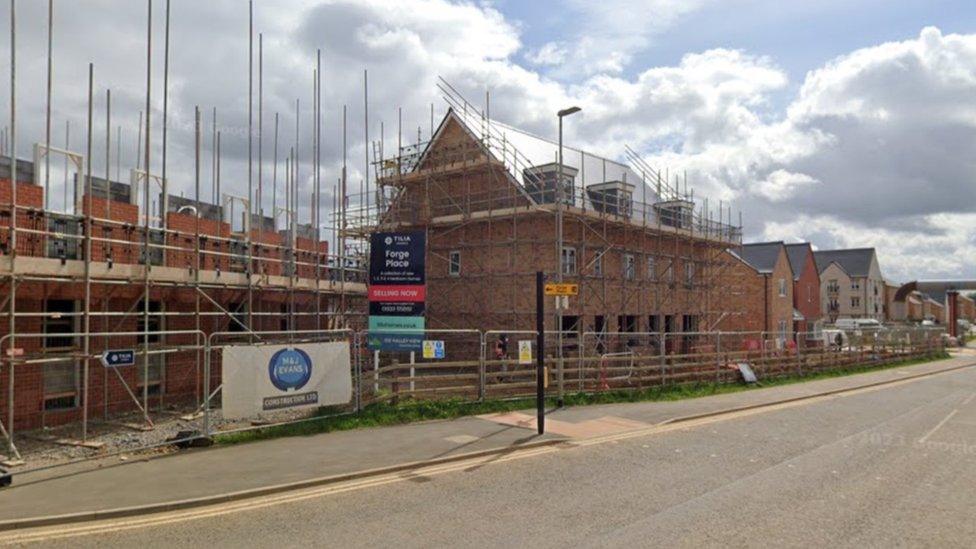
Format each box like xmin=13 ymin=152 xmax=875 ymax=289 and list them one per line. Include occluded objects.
xmin=448 ymin=250 xmax=461 ymax=277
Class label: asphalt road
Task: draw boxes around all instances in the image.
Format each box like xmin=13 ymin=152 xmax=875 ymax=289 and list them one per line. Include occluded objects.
xmin=10 ymin=365 xmax=976 ymax=548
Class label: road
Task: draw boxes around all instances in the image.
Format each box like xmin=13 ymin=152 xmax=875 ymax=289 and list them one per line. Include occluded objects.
xmin=6 ymin=364 xmax=976 ymax=548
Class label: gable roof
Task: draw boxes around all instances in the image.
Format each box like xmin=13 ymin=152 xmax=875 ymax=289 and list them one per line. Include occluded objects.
xmin=738 ymin=241 xmax=787 ymax=274
xmin=784 ymin=243 xmax=813 ymax=281
xmin=813 ymin=248 xmax=876 ymax=277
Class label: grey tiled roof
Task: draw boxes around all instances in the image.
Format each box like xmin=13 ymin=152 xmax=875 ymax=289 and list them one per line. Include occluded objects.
xmin=813 ymin=248 xmax=876 ymax=278
xmin=738 ymin=241 xmax=785 ymax=274
xmin=784 ymin=243 xmax=812 ymax=281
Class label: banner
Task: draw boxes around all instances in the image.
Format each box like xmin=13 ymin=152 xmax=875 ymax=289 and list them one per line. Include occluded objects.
xmin=369 ymin=231 xmax=426 ymax=285
xmin=221 ymin=342 xmax=352 ymax=419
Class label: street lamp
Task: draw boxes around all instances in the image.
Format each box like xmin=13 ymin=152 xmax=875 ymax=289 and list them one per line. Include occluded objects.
xmin=556 ymin=106 xmax=580 ymax=407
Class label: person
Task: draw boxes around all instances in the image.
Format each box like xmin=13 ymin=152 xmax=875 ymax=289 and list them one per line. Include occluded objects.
xmin=494 ymin=334 xmax=510 ymax=383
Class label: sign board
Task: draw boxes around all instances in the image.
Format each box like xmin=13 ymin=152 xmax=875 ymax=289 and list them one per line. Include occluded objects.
xmin=5 ymin=348 xmax=23 ymax=357
xmin=422 ymin=340 xmax=445 ymax=359
xmin=221 ymin=342 xmax=352 ymax=419
xmin=368 ymin=316 xmax=426 ymax=332
xmin=518 ymin=340 xmax=533 ymax=365
xmin=736 ymin=362 xmax=758 ymax=384
xmin=367 ymin=333 xmax=424 ymax=352
xmin=100 ymin=349 xmax=136 ymax=368
xmin=544 ymin=283 xmax=578 ymax=296
xmin=369 ymin=231 xmax=426 ymax=285
xmin=368 ymin=231 xmax=427 ymax=351
xmin=369 ymin=301 xmax=425 ymax=317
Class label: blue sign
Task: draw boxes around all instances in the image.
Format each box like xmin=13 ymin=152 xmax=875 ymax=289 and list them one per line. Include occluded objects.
xmin=369 ymin=231 xmax=426 ymax=285
xmin=100 ymin=349 xmax=136 ymax=368
xmin=367 ymin=332 xmax=424 ymax=352
xmin=268 ymin=348 xmax=313 ymax=391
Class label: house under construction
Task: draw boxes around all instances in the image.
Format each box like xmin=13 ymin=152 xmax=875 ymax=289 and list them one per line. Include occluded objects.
xmin=349 ymin=84 xmax=746 ymax=339
xmin=0 ymin=154 xmax=365 ymax=433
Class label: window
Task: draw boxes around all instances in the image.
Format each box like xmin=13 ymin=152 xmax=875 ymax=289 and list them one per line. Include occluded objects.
xmin=852 ymin=281 xmax=860 ymax=291
xmin=623 ymin=254 xmax=635 ymax=280
xmin=43 ymin=300 xmax=79 ymax=410
xmin=137 ymin=300 xmax=165 ymax=394
xmin=561 ymin=246 xmax=576 ymax=275
xmin=851 ymin=297 xmax=861 ymax=308
xmin=560 ymin=315 xmax=580 ymax=337
xmin=648 ymin=314 xmax=660 ymax=333
xmin=448 ymin=250 xmax=461 ymax=276
xmin=827 ymin=279 xmax=839 ymax=293
xmin=778 ymin=278 xmax=787 ymax=297
xmin=685 ymin=262 xmax=695 ymax=288
xmin=664 ymin=262 xmax=674 ymax=284
xmin=646 ymin=257 xmax=656 ymax=280
xmin=592 ymin=254 xmax=603 ymax=277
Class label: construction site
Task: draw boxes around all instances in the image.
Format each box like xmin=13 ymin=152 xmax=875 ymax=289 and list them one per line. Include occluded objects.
xmin=0 ymin=2 xmax=946 ymax=470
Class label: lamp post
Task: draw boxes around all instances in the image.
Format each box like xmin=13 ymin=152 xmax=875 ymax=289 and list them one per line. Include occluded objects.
xmin=556 ymin=106 xmax=580 ymax=407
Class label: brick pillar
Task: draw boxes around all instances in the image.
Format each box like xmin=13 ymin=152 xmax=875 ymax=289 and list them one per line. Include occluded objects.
xmin=947 ymin=290 xmax=959 ymax=338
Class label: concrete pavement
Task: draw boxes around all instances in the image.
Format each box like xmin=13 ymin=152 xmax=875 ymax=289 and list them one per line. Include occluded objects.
xmin=0 ymin=353 xmax=973 ymax=535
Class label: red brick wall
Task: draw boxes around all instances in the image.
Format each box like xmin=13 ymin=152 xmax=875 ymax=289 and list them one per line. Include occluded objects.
xmin=792 ymin=246 xmax=821 ymax=333
xmin=0 ymin=179 xmax=46 ymax=257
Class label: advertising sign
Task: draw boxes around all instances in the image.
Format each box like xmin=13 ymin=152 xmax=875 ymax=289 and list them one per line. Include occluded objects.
xmin=369 ymin=230 xmax=427 ymax=351
xmin=221 ymin=342 xmax=352 ymax=419
xmin=368 ymin=316 xmax=426 ymax=332
xmin=369 ymin=301 xmax=426 ymax=317
xmin=369 ymin=231 xmax=426 ymax=285
xmin=100 ymin=349 xmax=136 ymax=368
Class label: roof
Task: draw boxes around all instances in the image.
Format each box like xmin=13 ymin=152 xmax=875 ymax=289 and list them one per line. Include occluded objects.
xmin=737 ymin=241 xmax=786 ymax=274
xmin=894 ymin=280 xmax=976 ymax=304
xmin=813 ymin=248 xmax=876 ymax=277
xmin=784 ymin=243 xmax=813 ymax=281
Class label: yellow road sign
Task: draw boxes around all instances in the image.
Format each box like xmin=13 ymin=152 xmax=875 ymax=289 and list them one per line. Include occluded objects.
xmin=544 ymin=283 xmax=578 ymax=296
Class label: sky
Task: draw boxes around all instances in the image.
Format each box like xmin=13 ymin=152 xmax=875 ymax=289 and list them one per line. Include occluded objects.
xmin=0 ymin=0 xmax=974 ymax=282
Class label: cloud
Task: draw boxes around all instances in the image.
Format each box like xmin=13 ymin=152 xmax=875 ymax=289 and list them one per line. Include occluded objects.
xmin=0 ymin=3 xmax=971 ymax=280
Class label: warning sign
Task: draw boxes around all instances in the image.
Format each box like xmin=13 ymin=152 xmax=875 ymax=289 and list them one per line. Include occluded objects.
xmin=518 ymin=340 xmax=533 ymax=365
xmin=544 ymin=283 xmax=578 ymax=296
xmin=422 ymin=340 xmax=445 ymax=359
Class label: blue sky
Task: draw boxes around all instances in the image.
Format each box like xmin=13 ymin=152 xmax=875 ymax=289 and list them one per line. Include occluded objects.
xmin=500 ymin=0 xmax=976 ymax=107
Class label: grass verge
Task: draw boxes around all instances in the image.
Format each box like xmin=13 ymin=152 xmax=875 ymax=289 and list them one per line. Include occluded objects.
xmin=214 ymin=352 xmax=950 ymax=445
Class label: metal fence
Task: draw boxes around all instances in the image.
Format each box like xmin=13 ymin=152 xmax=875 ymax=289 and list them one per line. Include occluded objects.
xmin=0 ymin=325 xmax=946 ymax=472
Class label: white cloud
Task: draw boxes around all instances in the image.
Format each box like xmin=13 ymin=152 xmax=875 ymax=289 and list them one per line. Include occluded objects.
xmin=0 ymin=3 xmax=971 ymax=279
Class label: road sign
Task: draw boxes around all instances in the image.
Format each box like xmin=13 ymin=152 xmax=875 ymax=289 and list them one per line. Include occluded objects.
xmin=518 ymin=341 xmax=532 ymax=365
xmin=100 ymin=349 xmax=136 ymax=368
xmin=544 ymin=283 xmax=578 ymax=296
xmin=422 ymin=340 xmax=445 ymax=359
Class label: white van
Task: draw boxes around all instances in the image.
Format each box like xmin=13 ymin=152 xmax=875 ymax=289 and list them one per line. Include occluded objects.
xmin=834 ymin=318 xmax=883 ymax=331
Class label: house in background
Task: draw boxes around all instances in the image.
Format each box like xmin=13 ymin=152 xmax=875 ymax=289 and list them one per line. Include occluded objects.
xmin=729 ymin=242 xmax=795 ymax=341
xmin=784 ymin=243 xmax=821 ymax=335
xmin=813 ymin=248 xmax=885 ymax=322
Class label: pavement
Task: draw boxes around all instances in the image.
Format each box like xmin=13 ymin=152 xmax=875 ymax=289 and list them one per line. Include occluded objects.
xmin=0 ymin=352 xmax=974 ymax=535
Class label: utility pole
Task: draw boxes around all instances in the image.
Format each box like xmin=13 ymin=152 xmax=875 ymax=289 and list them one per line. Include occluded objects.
xmin=556 ymin=106 xmax=580 ymax=407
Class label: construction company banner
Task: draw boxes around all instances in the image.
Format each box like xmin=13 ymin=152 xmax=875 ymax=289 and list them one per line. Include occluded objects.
xmin=368 ymin=230 xmax=427 ymax=351
xmin=221 ymin=342 xmax=352 ymax=420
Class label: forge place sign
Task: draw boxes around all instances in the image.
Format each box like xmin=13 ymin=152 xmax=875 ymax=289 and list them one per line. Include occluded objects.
xmin=369 ymin=231 xmax=426 ymax=285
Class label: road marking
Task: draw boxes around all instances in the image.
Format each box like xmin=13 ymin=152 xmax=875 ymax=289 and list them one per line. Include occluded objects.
xmin=4 ymin=360 xmax=974 ymax=544
xmin=918 ymin=409 xmax=958 ymax=444
xmin=962 ymin=392 xmax=976 ymax=406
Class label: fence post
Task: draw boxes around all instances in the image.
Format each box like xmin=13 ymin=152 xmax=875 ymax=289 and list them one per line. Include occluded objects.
xmin=354 ymin=332 xmax=362 ymax=412
xmin=715 ymin=332 xmax=721 ymax=383
xmin=478 ymin=332 xmax=486 ymax=401
xmin=203 ymin=335 xmax=211 ymax=437
xmin=659 ymin=332 xmax=666 ymax=385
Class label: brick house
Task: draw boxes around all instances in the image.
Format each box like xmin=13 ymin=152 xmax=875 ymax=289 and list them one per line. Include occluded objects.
xmin=728 ymin=242 xmax=795 ymax=342
xmin=784 ymin=243 xmax=821 ymax=335
xmin=366 ymin=108 xmax=745 ymax=348
xmin=814 ymin=248 xmax=885 ymax=322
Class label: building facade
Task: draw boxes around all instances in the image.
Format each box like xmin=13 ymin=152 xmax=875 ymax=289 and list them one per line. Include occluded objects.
xmin=729 ymin=242 xmax=795 ymax=341
xmin=784 ymin=243 xmax=821 ymax=334
xmin=814 ymin=248 xmax=885 ymax=322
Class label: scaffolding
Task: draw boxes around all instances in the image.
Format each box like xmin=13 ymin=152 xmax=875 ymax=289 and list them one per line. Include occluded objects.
xmin=345 ymin=83 xmax=745 ymax=338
